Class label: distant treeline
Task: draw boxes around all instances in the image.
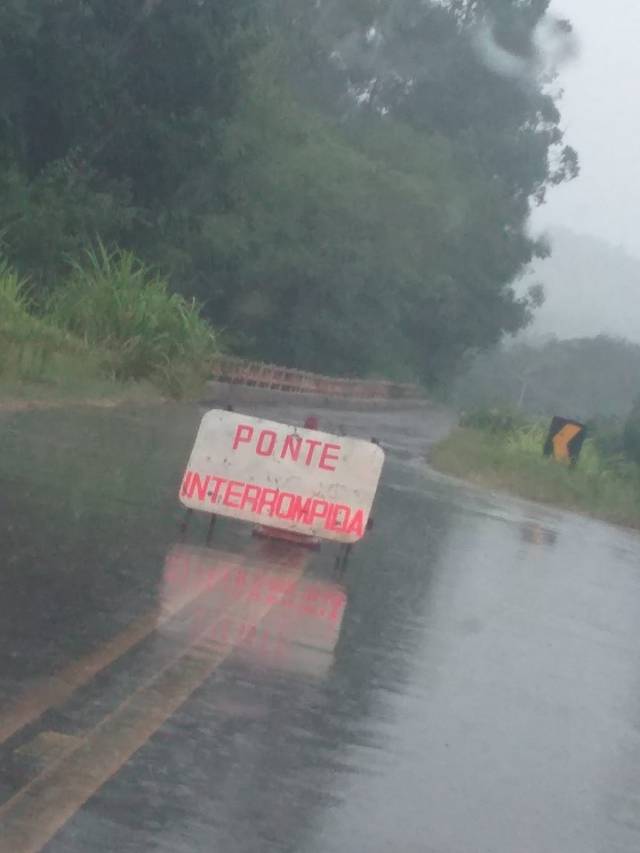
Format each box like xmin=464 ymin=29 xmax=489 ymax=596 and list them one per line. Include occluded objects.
xmin=452 ymin=336 xmax=640 ymax=421
xmin=0 ymin=1 xmax=577 ymax=382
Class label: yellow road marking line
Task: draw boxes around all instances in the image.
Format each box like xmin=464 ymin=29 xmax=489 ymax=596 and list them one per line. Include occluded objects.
xmin=0 ymin=553 xmax=308 ymax=853
xmin=14 ymin=732 xmax=83 ymax=768
xmin=0 ymin=549 xmax=242 ymax=746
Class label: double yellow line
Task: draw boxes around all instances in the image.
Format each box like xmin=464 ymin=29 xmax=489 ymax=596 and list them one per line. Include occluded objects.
xmin=0 ymin=547 xmax=308 ymax=852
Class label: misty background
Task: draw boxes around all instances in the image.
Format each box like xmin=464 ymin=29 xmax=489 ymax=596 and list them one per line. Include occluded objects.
xmin=454 ymin=0 xmax=640 ymax=420
xmin=526 ymin=0 xmax=640 ymax=346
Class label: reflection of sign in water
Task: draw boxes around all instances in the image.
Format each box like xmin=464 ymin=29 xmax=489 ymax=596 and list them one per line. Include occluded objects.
xmin=161 ymin=545 xmax=347 ymax=679
xmin=179 ymin=410 xmax=384 ymax=543
xmin=543 ymin=417 xmax=587 ymax=465
xmin=520 ymin=522 xmax=558 ymax=547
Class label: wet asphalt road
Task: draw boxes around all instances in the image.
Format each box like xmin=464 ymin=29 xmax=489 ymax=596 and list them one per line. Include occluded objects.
xmin=1 ymin=398 xmax=640 ymax=852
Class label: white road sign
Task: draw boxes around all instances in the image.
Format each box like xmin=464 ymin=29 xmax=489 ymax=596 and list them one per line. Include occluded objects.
xmin=179 ymin=410 xmax=385 ymax=543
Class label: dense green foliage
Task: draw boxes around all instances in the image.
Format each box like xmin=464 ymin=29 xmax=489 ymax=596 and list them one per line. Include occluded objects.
xmin=460 ymin=406 xmax=530 ymax=435
xmin=0 ymin=252 xmax=217 ymax=396
xmin=0 ymin=0 xmax=577 ymax=381
xmin=0 ymin=255 xmax=97 ymax=384
xmin=453 ymin=336 xmax=640 ymax=421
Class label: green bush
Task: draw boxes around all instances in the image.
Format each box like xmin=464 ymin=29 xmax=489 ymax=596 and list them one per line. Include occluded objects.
xmin=48 ymin=243 xmax=218 ymax=393
xmin=504 ymin=422 xmax=547 ymax=455
xmin=0 ymin=255 xmax=30 ymax=322
xmin=587 ymin=416 xmax=626 ymax=462
xmin=0 ymin=160 xmax=139 ymax=292
xmin=0 ymin=257 xmax=100 ymax=384
xmin=460 ymin=407 xmax=530 ymax=435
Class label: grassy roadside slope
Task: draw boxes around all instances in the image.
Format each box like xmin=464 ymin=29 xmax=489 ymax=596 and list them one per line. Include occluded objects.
xmin=430 ymin=425 xmax=640 ymax=530
xmin=0 ymin=246 xmax=218 ymax=404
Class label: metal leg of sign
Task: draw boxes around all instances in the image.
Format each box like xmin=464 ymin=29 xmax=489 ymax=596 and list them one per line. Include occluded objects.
xmin=206 ymin=514 xmax=217 ymax=544
xmin=335 ymin=543 xmax=353 ymax=576
xmin=180 ymin=508 xmax=193 ymax=538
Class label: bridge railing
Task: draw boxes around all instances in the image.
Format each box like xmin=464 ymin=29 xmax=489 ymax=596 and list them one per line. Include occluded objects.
xmin=210 ymin=356 xmax=423 ymax=401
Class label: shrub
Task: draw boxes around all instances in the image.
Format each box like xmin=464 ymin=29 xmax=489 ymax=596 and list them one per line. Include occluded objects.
xmin=0 ymin=255 xmax=35 ymax=325
xmin=0 ymin=256 xmax=99 ymax=383
xmin=460 ymin=407 xmax=530 ymax=435
xmin=504 ymin=421 xmax=547 ymax=455
xmin=48 ymin=243 xmax=218 ymax=392
xmin=0 ymin=160 xmax=139 ymax=292
xmin=588 ymin=416 xmax=626 ymax=461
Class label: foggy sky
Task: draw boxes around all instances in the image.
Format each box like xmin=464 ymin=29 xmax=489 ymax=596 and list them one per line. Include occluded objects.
xmin=532 ymin=0 xmax=640 ymax=260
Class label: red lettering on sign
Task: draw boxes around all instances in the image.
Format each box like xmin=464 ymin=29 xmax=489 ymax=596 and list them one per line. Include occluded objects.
xmin=308 ymin=498 xmax=329 ymax=524
xmin=223 ymin=480 xmax=244 ymax=509
xmin=291 ymin=494 xmax=312 ymax=521
xmin=319 ymin=443 xmax=341 ymax=471
xmin=303 ymin=439 xmax=323 ymax=466
xmin=346 ymin=509 xmax=365 ymax=538
xmin=229 ymin=424 xmax=347 ymax=472
xmin=182 ymin=471 xmax=211 ymax=502
xmin=327 ymin=503 xmax=350 ymax=532
xmin=180 ymin=471 xmax=193 ymax=498
xmin=233 ymin=424 xmax=254 ymax=450
xmin=208 ymin=475 xmax=227 ymax=504
xmin=257 ymin=487 xmax=278 ymax=516
xmin=181 ymin=472 xmax=369 ymax=539
xmin=280 ymin=434 xmax=302 ymax=462
xmin=240 ymin=483 xmax=262 ymax=512
xmin=256 ymin=429 xmax=277 ymax=457
xmin=275 ymin=491 xmax=295 ymax=519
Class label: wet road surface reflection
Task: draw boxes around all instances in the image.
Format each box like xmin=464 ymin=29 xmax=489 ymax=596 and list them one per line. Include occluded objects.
xmin=1 ymin=403 xmax=640 ymax=852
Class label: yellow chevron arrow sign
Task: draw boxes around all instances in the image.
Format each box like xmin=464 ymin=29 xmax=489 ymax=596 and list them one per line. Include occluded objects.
xmin=552 ymin=423 xmax=583 ymax=461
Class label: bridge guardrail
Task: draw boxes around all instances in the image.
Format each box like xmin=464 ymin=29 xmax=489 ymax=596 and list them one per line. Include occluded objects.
xmin=210 ymin=357 xmax=423 ymax=401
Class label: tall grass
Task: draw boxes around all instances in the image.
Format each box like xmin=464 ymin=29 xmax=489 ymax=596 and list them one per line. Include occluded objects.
xmin=431 ymin=411 xmax=640 ymax=529
xmin=0 ymin=257 xmax=99 ymax=384
xmin=0 ymin=256 xmax=30 ymax=322
xmin=47 ymin=243 xmax=218 ymax=396
xmin=0 ymin=245 xmax=220 ymax=398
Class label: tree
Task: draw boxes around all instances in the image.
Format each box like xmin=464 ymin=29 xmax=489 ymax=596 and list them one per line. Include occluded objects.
xmin=256 ymin=0 xmax=578 ymax=378
xmin=0 ymin=0 xmax=257 ymax=285
xmin=0 ymin=0 xmax=578 ymax=383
